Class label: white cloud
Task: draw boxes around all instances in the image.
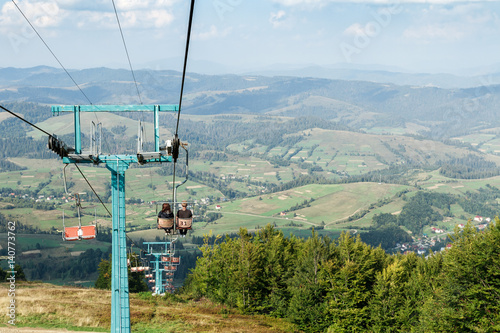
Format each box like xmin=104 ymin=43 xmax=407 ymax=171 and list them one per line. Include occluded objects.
xmin=0 ymin=1 xmax=63 ymax=29
xmin=115 ymin=0 xmax=178 ymax=11
xmin=193 ymin=25 xmax=230 ymax=40
xmin=269 ymin=10 xmax=287 ymax=28
xmin=403 ymin=23 xmax=466 ymax=41
xmin=0 ymin=0 xmax=177 ymax=32
xmin=273 ymin=0 xmax=329 ymax=6
xmin=75 ymin=8 xmax=174 ymax=29
xmin=402 ymin=2 xmax=497 ymax=42
xmin=343 ymin=23 xmax=366 ymax=36
xmin=273 ymin=0 xmax=500 ymax=5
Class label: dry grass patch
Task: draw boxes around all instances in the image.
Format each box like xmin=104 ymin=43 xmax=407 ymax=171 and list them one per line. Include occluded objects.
xmin=0 ymin=284 xmax=295 ymax=333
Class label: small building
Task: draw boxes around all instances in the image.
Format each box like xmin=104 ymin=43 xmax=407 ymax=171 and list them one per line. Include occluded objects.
xmin=215 ymin=205 xmax=221 ymax=210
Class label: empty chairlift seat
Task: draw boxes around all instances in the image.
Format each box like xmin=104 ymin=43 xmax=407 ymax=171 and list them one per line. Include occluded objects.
xmin=63 ymin=225 xmax=97 ymax=241
xmin=62 ymin=195 xmax=98 ymax=241
xmin=131 ymin=266 xmax=150 ymax=272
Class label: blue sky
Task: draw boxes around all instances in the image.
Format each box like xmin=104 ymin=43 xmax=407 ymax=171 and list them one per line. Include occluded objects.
xmin=0 ymin=0 xmax=499 ymax=74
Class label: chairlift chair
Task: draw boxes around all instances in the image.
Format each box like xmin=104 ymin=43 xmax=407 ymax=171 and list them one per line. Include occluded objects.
xmin=154 ymin=142 xmax=194 ymax=235
xmin=164 ymin=265 xmax=177 ymax=271
xmin=162 ymin=256 xmax=180 ymax=264
xmin=62 ymin=194 xmax=98 ymax=241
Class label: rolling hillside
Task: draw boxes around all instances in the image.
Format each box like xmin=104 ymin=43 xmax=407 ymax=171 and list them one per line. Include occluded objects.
xmin=3 ymin=67 xmax=500 ymax=140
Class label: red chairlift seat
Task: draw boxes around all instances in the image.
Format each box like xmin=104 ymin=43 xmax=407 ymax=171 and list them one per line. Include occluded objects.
xmin=62 ymin=195 xmax=98 ymax=241
xmin=164 ymin=265 xmax=177 ymax=271
xmin=131 ymin=266 xmax=150 ymax=272
xmin=63 ymin=225 xmax=97 ymax=241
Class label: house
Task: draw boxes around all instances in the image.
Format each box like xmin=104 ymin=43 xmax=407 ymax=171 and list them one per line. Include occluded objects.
xmin=280 ymin=211 xmax=286 ymax=216
xmin=431 ymin=227 xmax=444 ymax=234
xmin=458 ymin=224 xmax=465 ymax=229
xmin=474 ymin=216 xmax=483 ymax=222
xmin=215 ymin=205 xmax=221 ymax=210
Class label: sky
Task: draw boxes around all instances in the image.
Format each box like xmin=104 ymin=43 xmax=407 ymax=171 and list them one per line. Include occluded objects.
xmin=0 ymin=0 xmax=499 ymax=75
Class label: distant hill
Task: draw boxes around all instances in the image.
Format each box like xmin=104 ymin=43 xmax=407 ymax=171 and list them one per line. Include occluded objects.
xmin=247 ymin=65 xmax=500 ymax=89
xmin=2 ymin=66 xmax=500 ymax=140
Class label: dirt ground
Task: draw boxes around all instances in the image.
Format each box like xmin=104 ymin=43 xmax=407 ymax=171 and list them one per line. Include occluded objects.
xmin=0 ymin=328 xmax=96 ymax=333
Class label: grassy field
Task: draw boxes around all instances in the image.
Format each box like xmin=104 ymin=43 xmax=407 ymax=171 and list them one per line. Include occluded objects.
xmin=188 ymin=182 xmax=410 ymax=237
xmin=0 ymin=283 xmax=296 ymax=333
xmin=4 ymin=164 xmax=500 ymax=240
xmin=0 ymin=233 xmax=111 ymax=255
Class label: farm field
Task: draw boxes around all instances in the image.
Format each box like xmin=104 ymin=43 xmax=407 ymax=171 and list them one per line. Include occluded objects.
xmin=190 ymin=182 xmax=410 ymax=237
xmin=4 ymin=110 xmax=500 ymax=245
xmin=4 ymin=164 xmax=500 ymax=240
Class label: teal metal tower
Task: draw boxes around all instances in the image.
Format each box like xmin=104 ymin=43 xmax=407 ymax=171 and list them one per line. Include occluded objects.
xmin=50 ymin=104 xmax=179 ymax=333
xmin=144 ymin=241 xmax=179 ymax=295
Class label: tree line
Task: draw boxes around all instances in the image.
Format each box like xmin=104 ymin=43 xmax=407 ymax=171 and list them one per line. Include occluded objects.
xmin=183 ymin=223 xmax=500 ymax=332
xmin=439 ymin=154 xmax=500 ymax=179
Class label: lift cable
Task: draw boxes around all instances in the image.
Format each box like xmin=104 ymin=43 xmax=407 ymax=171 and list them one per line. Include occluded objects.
xmin=175 ymin=0 xmax=196 ymax=136
xmin=73 ymin=164 xmax=144 ymax=250
xmin=74 ymin=164 xmax=112 ymax=216
xmin=10 ymin=0 xmax=117 ymax=155
xmin=11 ymin=0 xmax=93 ymax=105
xmin=111 ymin=0 xmax=143 ymax=105
xmin=172 ymin=0 xmax=196 ymax=205
xmin=0 ymin=105 xmax=112 ymax=218
xmin=9 ymin=1 xmax=181 ymax=251
xmin=0 ymin=104 xmax=148 ymax=249
xmin=0 ymin=105 xmax=52 ymax=137
xmin=7 ymin=4 xmax=164 ymax=258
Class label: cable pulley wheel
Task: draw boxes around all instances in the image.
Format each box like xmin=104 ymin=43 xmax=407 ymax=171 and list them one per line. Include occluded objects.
xmin=172 ymin=134 xmax=180 ymax=162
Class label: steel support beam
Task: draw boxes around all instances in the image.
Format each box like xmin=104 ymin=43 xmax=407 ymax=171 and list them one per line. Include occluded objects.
xmin=107 ymin=159 xmax=130 ymax=333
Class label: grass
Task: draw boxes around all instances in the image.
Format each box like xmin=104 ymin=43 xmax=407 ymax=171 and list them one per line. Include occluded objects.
xmin=189 ymin=182 xmax=409 ymax=237
xmin=0 ymin=282 xmax=297 ymax=333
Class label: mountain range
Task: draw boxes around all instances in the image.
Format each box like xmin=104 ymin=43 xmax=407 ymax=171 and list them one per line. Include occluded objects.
xmin=1 ymin=66 xmax=500 ymax=140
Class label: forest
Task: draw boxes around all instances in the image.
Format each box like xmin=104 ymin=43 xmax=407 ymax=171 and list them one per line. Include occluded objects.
xmin=183 ymin=223 xmax=500 ymax=332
